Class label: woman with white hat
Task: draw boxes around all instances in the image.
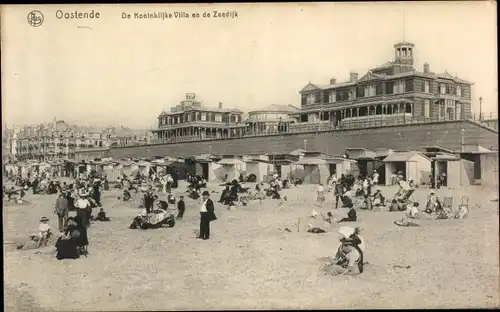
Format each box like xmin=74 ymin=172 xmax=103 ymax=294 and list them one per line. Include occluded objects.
xmin=324 ymin=226 xmax=365 ymax=276
xmin=426 ymin=190 xmax=439 ymax=213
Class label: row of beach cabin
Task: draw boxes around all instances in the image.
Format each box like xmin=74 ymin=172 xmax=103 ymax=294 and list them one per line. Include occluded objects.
xmin=4 ymin=145 xmax=498 ymax=189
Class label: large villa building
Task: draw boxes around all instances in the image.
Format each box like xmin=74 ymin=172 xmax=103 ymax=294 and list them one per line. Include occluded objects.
xmin=152 ymin=41 xmax=477 ymax=143
xmin=154 ymin=93 xmax=245 ymax=142
xmin=294 ymin=41 xmax=472 ymax=128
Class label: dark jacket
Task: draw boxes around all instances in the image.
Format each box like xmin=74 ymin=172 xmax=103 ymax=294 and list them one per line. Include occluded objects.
xmin=205 ymin=198 xmax=217 ymax=221
xmin=177 ymin=200 xmax=185 ymax=211
xmin=55 ymin=197 xmax=69 ymax=216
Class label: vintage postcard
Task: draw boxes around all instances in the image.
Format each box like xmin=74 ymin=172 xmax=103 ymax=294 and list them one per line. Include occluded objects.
xmin=2 ymin=2 xmax=498 ymax=310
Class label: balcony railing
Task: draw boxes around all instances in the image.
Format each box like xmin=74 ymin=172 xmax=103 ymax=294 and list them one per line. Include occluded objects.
xmin=113 ymin=113 xmax=497 ymax=148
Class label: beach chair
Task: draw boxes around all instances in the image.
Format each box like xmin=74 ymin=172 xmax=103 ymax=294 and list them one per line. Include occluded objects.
xmin=458 ymin=196 xmax=469 ymax=211
xmin=398 ymin=188 xmax=416 ymax=204
xmin=443 ymin=197 xmax=453 ymax=210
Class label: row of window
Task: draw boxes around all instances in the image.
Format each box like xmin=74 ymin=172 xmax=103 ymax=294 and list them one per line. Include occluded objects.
xmin=159 ymin=112 xmax=243 ymax=126
xmin=303 ymin=80 xmax=466 ymax=105
xmin=422 ymin=99 xmax=462 ymax=119
xmin=248 ymin=113 xmax=290 ymax=121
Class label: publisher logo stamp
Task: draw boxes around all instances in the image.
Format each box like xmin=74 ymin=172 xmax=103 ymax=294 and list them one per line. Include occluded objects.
xmin=27 ymin=10 xmax=44 ymax=27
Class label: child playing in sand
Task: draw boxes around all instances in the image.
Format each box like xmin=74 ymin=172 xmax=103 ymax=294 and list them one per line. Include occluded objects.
xmin=406 ymin=202 xmax=420 ymax=219
xmin=317 ymin=184 xmax=325 ymax=206
xmin=389 ymin=199 xmax=400 ymax=212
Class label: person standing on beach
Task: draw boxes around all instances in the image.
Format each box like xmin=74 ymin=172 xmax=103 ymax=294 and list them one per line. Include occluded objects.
xmin=177 ymin=195 xmax=185 ymax=220
xmin=197 ymin=191 xmax=217 ymax=240
xmin=54 ymin=193 xmax=69 ymax=232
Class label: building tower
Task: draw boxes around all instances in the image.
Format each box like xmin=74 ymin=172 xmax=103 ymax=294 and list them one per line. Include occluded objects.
xmin=393 ymin=41 xmax=415 ymax=73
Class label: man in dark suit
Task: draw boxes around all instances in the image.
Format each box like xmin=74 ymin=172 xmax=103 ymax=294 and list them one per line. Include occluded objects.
xmin=54 ymin=193 xmax=69 ymax=232
xmin=197 ymin=191 xmax=217 ymax=240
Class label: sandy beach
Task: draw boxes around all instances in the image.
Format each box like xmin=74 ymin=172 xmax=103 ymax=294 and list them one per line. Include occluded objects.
xmin=3 ymin=182 xmax=499 ymax=310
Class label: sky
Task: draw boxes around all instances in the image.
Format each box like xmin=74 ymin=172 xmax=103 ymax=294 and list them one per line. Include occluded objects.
xmin=1 ymin=2 xmax=497 ymax=129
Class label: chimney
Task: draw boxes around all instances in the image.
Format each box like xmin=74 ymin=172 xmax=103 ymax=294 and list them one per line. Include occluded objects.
xmin=423 ymin=63 xmax=430 ymax=73
xmin=350 ymin=72 xmax=359 ymax=82
xmin=329 ymin=77 xmax=337 ymax=85
xmin=218 ymin=102 xmax=223 ymax=109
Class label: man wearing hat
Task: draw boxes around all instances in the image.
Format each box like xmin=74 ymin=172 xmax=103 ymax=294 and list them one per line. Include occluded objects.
xmin=198 ymin=191 xmax=217 ymax=240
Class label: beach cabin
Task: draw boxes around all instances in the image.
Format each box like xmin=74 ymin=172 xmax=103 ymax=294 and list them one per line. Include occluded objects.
xmin=150 ymin=158 xmax=172 ymax=175
xmin=266 ymin=154 xmax=302 ymax=181
xmin=103 ymin=161 xmax=122 ymax=182
xmin=344 ymin=148 xmax=383 ymax=178
xmin=217 ymin=156 xmax=246 ymax=182
xmin=480 ymin=151 xmax=499 ymax=189
xmin=294 ymin=151 xmax=357 ymax=184
xmin=190 ymin=154 xmax=222 ymax=181
xmin=459 ymin=144 xmax=497 ymax=182
xmin=383 ymin=151 xmax=432 ymax=186
xmin=432 ymin=154 xmax=474 ymax=188
xmin=119 ymin=161 xmax=134 ymax=177
xmin=136 ymin=160 xmax=151 ymax=176
xmin=295 ymin=153 xmax=330 ymax=184
xmin=242 ymin=154 xmax=270 ymax=183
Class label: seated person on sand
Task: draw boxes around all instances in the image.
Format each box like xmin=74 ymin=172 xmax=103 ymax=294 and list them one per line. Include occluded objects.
xmin=425 ymin=190 xmax=440 ymax=213
xmin=406 ymin=202 xmax=420 ymax=219
xmin=361 ymin=194 xmax=373 ymax=210
xmin=372 ymin=190 xmax=385 ymax=206
xmin=394 ymin=215 xmax=420 ymax=227
xmin=338 ymin=203 xmax=358 ymax=223
xmin=454 ymin=205 xmax=469 ymax=219
xmin=219 ymin=186 xmax=231 ymax=204
xmin=167 ymin=193 xmax=176 ymax=205
xmin=56 ymin=216 xmax=88 ymax=259
xmin=37 ymin=216 xmax=52 ymax=247
xmin=339 ymin=189 xmax=354 ymax=208
xmin=324 ymin=234 xmax=364 ymax=276
xmin=307 ymin=223 xmax=326 ymax=233
xmin=94 ymin=208 xmax=111 ymax=222
xmin=322 ymin=212 xmax=337 ymax=224
xmin=267 ymin=186 xmax=281 ymax=200
xmin=122 ymin=189 xmax=132 ymax=202
xmin=394 ymin=183 xmax=406 ymax=202
xmin=188 ymin=188 xmax=201 ymax=200
xmin=389 ymin=199 xmax=403 ymax=212
xmin=154 ymin=196 xmax=169 ymax=210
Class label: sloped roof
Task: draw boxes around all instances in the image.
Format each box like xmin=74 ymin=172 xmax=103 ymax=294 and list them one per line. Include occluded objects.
xmin=249 ymin=104 xmax=300 ymax=113
xmin=295 ymin=158 xmax=327 ymax=165
xmin=383 ymin=151 xmax=430 ymax=162
xmin=289 ymin=148 xmax=306 ymax=156
xmin=217 ymin=158 xmax=245 ymax=165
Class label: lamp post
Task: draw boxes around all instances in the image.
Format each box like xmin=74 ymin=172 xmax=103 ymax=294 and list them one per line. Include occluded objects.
xmin=479 ymin=96 xmax=483 ymax=121
xmin=460 ymin=128 xmax=465 ymax=153
xmin=303 ymin=138 xmax=307 ymax=151
xmin=209 ymin=145 xmax=212 ymax=155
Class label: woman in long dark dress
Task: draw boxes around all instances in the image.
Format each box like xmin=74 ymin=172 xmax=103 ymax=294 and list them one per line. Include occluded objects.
xmin=73 ymin=216 xmax=89 ymax=250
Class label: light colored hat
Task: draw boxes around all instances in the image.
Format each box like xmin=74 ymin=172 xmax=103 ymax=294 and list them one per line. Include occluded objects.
xmin=429 ymin=190 xmax=436 ymax=194
xmin=40 ymin=216 xmax=49 ymax=222
xmin=338 ymin=226 xmax=355 ymax=239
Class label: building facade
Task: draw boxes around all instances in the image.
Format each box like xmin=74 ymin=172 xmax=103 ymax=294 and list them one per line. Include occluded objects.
xmin=294 ymin=41 xmax=473 ymax=128
xmin=154 ymin=93 xmax=245 ymax=142
xmin=15 ymin=119 xmax=115 ymax=161
xmin=245 ymin=104 xmax=299 ymax=135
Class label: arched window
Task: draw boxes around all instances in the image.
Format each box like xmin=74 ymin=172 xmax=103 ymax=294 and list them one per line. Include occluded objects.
xmin=405 ymin=103 xmax=412 ymax=114
xmin=369 ymin=106 xmax=376 ymax=116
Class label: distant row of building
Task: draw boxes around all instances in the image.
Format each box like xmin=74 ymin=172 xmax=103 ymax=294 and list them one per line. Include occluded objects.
xmin=2 ymin=118 xmax=153 ymax=162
